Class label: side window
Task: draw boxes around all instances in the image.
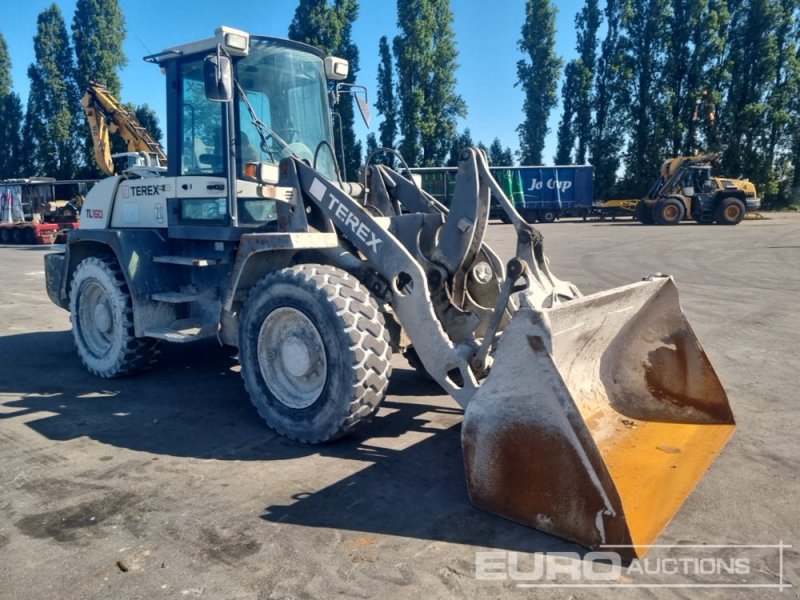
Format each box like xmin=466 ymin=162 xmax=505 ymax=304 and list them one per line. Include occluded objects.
xmin=180 ymin=61 xmax=225 ymax=175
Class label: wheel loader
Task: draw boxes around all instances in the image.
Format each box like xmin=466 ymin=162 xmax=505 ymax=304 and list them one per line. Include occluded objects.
xmin=636 ymin=153 xmax=760 ymax=225
xmin=44 ymin=27 xmax=735 ymax=558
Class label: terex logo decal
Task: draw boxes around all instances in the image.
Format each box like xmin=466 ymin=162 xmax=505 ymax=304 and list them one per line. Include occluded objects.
xmin=129 ymin=184 xmax=169 ymax=197
xmin=308 ymin=178 xmax=382 ymax=253
xmin=84 ymin=208 xmax=103 ymax=219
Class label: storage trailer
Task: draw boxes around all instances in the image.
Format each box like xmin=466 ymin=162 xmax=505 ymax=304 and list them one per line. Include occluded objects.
xmin=412 ymin=165 xmax=595 ymax=223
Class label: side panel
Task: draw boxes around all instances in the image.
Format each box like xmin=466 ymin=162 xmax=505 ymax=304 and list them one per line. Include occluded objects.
xmin=514 ymin=166 xmax=594 ymax=210
xmin=80 ymin=177 xmax=119 ymax=229
xmin=110 ymin=178 xmax=177 ymax=228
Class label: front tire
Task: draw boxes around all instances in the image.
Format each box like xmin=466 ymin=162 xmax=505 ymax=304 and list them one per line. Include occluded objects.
xmin=714 ymin=197 xmax=745 ymax=225
xmin=69 ymin=256 xmax=160 ymax=377
xmin=239 ymin=264 xmax=392 ymax=443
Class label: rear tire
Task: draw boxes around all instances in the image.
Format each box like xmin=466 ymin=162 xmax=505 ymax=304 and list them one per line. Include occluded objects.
xmin=714 ymin=197 xmax=745 ymax=225
xmin=653 ymin=197 xmax=685 ymax=225
xmin=0 ymin=228 xmax=9 ymax=244
xmin=635 ymin=201 xmax=655 ymax=224
xmin=11 ymin=228 xmax=23 ymax=243
xmin=69 ymin=256 xmax=160 ymax=377
xmin=538 ymin=209 xmax=557 ymax=223
xmin=239 ymin=264 xmax=392 ymax=443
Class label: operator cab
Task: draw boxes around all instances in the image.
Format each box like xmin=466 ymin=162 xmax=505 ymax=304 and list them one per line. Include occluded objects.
xmin=145 ymin=27 xmax=346 ymax=238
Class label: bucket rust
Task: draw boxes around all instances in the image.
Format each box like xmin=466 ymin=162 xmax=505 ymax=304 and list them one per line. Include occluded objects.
xmin=462 ymin=278 xmax=735 ymax=558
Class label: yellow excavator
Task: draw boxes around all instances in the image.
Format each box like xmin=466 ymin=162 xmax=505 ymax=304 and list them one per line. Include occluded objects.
xmin=81 ymin=82 xmax=168 ymax=176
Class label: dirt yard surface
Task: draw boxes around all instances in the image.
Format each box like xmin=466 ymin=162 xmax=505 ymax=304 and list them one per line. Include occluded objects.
xmin=1 ymin=214 xmax=798 ymax=599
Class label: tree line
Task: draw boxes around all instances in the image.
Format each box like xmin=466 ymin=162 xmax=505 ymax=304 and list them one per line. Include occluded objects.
xmin=0 ymin=1 xmax=160 ymax=181
xmin=1 ymin=0 xmax=798 ymax=206
xmin=552 ymin=0 xmax=800 ymax=205
xmin=303 ymin=0 xmax=800 ymax=206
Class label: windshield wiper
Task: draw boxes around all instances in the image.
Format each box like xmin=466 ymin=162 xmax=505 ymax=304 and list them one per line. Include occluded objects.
xmin=235 ymin=82 xmax=295 ymax=161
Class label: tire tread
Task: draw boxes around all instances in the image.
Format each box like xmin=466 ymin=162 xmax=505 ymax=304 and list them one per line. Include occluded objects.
xmin=70 ymin=256 xmax=160 ymax=378
xmin=241 ymin=264 xmax=391 ymax=443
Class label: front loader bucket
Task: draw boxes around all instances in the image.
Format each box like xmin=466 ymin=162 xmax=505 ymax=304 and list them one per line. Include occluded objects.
xmin=462 ymin=277 xmax=735 ymax=558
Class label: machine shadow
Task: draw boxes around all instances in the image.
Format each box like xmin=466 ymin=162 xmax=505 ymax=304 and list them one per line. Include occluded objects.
xmin=258 ymin=418 xmax=588 ymax=555
xmin=0 ymin=331 xmax=443 ymax=462
xmin=0 ymin=329 xmax=587 ymax=554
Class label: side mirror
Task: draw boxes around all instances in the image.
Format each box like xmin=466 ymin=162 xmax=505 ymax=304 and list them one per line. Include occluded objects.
xmin=204 ymin=54 xmax=233 ymax=102
xmin=334 ymin=83 xmax=371 ymax=127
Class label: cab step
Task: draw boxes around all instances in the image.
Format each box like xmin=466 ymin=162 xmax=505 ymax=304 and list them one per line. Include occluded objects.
xmin=151 ymin=288 xmax=219 ymax=303
xmin=152 ymin=255 xmax=226 ymax=267
xmin=144 ymin=318 xmax=216 ymax=343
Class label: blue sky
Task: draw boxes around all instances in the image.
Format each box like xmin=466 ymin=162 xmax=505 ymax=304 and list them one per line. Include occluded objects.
xmin=2 ymin=0 xmax=583 ymax=165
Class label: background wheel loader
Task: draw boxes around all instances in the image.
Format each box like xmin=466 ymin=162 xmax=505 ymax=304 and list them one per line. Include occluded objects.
xmin=636 ymin=153 xmax=760 ymax=225
xmin=44 ymin=27 xmax=735 ymax=558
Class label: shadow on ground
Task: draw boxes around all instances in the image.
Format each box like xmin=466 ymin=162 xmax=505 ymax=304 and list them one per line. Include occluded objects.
xmin=0 ymin=329 xmax=589 ymax=555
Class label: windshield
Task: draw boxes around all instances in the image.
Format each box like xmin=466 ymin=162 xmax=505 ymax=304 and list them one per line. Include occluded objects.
xmin=235 ymin=38 xmax=337 ymax=180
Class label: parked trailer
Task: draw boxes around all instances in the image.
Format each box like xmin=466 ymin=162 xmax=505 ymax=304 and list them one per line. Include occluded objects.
xmin=591 ymin=198 xmax=639 ymax=220
xmin=0 ymin=179 xmax=95 ymax=245
xmin=412 ymin=165 xmax=595 ymax=223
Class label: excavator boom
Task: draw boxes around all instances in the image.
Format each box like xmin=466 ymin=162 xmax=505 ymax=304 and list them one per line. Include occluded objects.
xmin=81 ymin=82 xmax=167 ymax=176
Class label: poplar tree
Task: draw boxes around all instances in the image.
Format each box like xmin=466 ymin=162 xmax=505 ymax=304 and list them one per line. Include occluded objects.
xmin=554 ymin=61 xmax=580 ymax=164
xmin=71 ymin=0 xmax=127 ymax=174
xmin=662 ymin=0 xmax=730 ymax=156
xmin=590 ymin=0 xmax=630 ymax=198
xmin=621 ymin=0 xmax=671 ymax=195
xmin=25 ymin=5 xmax=82 ymax=178
xmin=365 ymin=132 xmax=378 ymax=160
xmin=0 ymin=33 xmax=10 ymax=95
xmin=516 ymin=0 xmax=562 ymax=165
xmin=394 ymin=0 xmax=465 ymax=166
xmin=488 ymin=138 xmax=514 ymax=166
xmin=763 ymin=0 xmax=800 ymax=201
xmin=375 ymin=36 xmax=397 ymax=159
xmin=135 ymin=104 xmax=162 ymax=145
xmin=0 ymin=32 xmax=25 ymax=179
xmin=791 ymin=40 xmax=800 ymax=199
xmin=574 ymin=0 xmax=601 ymax=163
xmin=446 ymin=128 xmax=474 ymax=167
xmin=289 ymin=0 xmax=362 ymax=178
xmin=720 ymin=0 xmax=778 ymax=188
xmin=71 ymin=0 xmax=127 ymax=96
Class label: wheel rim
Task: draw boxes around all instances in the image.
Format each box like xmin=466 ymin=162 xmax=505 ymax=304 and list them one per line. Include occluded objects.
xmin=663 ymin=204 xmax=680 ymax=220
xmin=258 ymin=307 xmax=327 ymax=409
xmin=77 ymin=280 xmax=115 ymax=358
xmin=724 ymin=204 xmax=741 ymax=221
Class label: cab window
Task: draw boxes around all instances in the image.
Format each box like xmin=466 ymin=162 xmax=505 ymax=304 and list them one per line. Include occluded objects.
xmin=180 ymin=60 xmax=226 ymax=176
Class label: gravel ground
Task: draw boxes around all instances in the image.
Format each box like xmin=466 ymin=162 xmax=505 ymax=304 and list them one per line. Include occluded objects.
xmin=0 ymin=213 xmax=798 ymax=599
